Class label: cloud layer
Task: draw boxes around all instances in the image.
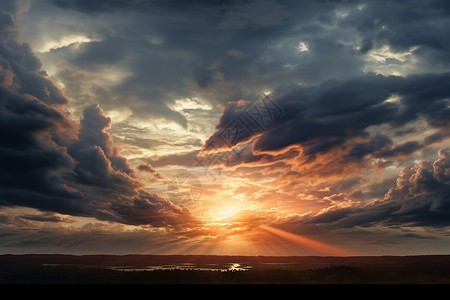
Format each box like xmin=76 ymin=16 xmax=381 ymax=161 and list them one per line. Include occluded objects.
xmin=0 ymin=2 xmax=197 ymax=229
xmin=2 ymin=0 xmax=450 ymax=255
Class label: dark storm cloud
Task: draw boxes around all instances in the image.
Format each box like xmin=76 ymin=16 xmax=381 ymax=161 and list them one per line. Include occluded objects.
xmin=0 ymin=3 xmax=198 ymax=228
xmin=374 ymin=140 xmax=423 ymax=159
xmin=347 ymin=136 xmax=425 ymax=161
xmin=21 ymin=212 xmax=70 ymax=223
xmin=344 ymin=0 xmax=450 ymax=61
xmin=69 ymin=104 xmax=135 ymax=181
xmin=48 ymin=0 xmax=131 ymax=13
xmin=48 ymin=0 xmax=236 ymax=15
xmin=205 ymin=72 xmax=450 ymax=164
xmin=69 ymin=39 xmax=128 ymax=68
xmin=31 ymin=0 xmax=370 ymax=129
xmin=20 ymin=0 xmax=449 ymax=135
xmin=0 ymin=3 xmax=67 ymax=106
xmin=346 ymin=134 xmax=393 ymax=160
xmin=205 ymin=74 xmax=398 ymax=153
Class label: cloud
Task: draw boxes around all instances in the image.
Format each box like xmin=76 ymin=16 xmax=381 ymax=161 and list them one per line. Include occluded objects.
xmin=137 ymin=163 xmax=163 ymax=179
xmin=18 ymin=0 xmax=368 ymax=132
xmin=0 ymin=211 xmax=188 ymax=254
xmin=298 ymin=149 xmax=450 ymax=229
xmin=202 ymin=72 xmax=450 ymax=180
xmin=69 ymin=104 xmax=136 ymax=186
xmin=0 ymin=2 xmax=198 ymax=228
xmin=137 ymin=163 xmax=156 ymax=173
xmin=217 ymin=0 xmax=290 ymax=29
xmin=20 ymin=0 xmax=450 ymax=131
xmin=345 ymin=0 xmax=450 ymax=61
xmin=21 ymin=212 xmax=71 ymax=223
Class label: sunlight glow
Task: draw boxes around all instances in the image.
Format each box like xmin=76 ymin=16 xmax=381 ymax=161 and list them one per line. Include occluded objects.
xmin=38 ymin=35 xmax=100 ymax=52
xmin=259 ymin=225 xmax=355 ymax=256
xmin=170 ymin=97 xmax=212 ymax=112
xmin=212 ymin=205 xmax=243 ymax=221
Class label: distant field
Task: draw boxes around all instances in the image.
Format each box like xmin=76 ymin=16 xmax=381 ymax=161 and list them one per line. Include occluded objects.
xmin=1 ymin=254 xmax=450 ymax=284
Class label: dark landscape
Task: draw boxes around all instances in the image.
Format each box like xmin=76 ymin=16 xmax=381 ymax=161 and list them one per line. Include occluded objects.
xmin=1 ymin=254 xmax=450 ymax=284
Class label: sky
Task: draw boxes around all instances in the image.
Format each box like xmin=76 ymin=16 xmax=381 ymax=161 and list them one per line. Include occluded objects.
xmin=1 ymin=0 xmax=450 ymax=256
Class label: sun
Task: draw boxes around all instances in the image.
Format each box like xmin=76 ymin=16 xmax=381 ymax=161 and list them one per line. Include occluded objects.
xmin=215 ymin=205 xmax=243 ymax=220
xmin=205 ymin=205 xmax=245 ymax=225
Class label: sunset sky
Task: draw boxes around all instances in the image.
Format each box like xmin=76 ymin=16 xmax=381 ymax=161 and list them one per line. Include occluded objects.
xmin=2 ymin=0 xmax=450 ymax=256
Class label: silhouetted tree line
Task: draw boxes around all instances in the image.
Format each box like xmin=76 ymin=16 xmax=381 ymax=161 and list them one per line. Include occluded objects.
xmin=2 ymin=265 xmax=450 ymax=284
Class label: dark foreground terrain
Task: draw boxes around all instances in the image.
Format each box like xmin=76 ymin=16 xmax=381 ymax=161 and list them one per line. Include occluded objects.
xmin=1 ymin=254 xmax=450 ymax=284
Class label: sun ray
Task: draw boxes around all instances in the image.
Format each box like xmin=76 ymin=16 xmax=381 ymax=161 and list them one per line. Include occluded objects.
xmin=259 ymin=225 xmax=356 ymax=256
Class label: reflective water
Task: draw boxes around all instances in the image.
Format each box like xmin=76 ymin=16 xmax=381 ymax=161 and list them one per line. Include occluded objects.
xmin=110 ymin=262 xmax=251 ymax=272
